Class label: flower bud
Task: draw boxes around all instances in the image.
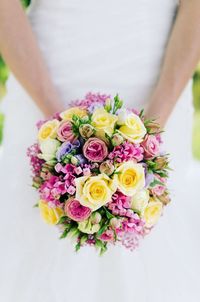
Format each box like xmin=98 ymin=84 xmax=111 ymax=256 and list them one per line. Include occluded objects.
xmin=111 ymin=133 xmax=124 ymax=146
xmin=99 ymin=160 xmax=115 ymax=176
xmin=79 ymin=124 xmax=94 ymax=139
xmin=104 ymin=98 xmax=112 ymax=112
xmin=110 ymin=217 xmax=121 ymax=229
xmin=154 ymin=156 xmax=168 ymax=170
xmin=158 ymin=191 xmax=171 ymax=205
xmin=71 ymin=156 xmax=78 ymax=165
xmin=146 ymin=121 xmax=161 ymax=134
xmin=90 ymin=212 xmax=102 ymax=224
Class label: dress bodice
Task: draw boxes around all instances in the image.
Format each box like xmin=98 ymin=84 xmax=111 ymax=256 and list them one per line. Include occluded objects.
xmin=27 ymin=0 xmax=179 ymax=107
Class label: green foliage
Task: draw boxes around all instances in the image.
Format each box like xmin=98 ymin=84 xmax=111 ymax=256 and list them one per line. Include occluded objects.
xmin=193 ymin=112 xmax=200 ymax=160
xmin=0 ymin=113 xmax=5 ymax=145
xmin=193 ymin=67 xmax=200 ymax=111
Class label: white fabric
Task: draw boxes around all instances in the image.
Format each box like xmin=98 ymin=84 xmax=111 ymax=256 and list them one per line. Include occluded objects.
xmin=1 ymin=1 xmax=200 ymax=301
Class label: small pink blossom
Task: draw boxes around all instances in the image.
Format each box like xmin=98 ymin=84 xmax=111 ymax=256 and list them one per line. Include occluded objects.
xmin=74 ymin=167 xmax=82 ymax=175
xmin=83 ymin=168 xmax=91 ymax=176
xmin=108 ymin=191 xmax=135 ymax=218
xmin=151 ymin=174 xmax=166 ymax=196
xmin=109 ymin=141 xmax=144 ymax=163
xmin=66 ymin=185 xmax=76 ymax=195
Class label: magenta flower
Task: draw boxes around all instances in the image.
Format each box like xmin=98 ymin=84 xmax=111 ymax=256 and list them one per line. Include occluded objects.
xmin=39 ymin=175 xmax=67 ymax=207
xmin=64 ymin=198 xmax=91 ymax=222
xmin=107 ymin=191 xmax=133 ymax=217
xmin=27 ymin=143 xmax=44 ymax=177
xmin=83 ymin=138 xmax=108 ymax=162
xmin=108 ymin=141 xmax=144 ymax=163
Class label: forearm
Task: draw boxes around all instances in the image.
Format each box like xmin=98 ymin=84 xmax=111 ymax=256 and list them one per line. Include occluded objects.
xmin=145 ymin=0 xmax=200 ymax=127
xmin=0 ymin=0 xmax=64 ymax=117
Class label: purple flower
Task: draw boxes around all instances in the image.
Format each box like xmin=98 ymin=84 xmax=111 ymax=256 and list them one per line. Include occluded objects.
xmin=56 ymin=140 xmax=81 ymax=162
xmin=145 ymin=172 xmax=154 ymax=188
xmin=56 ymin=142 xmax=73 ymax=162
xmin=75 ymin=154 xmax=87 ymax=165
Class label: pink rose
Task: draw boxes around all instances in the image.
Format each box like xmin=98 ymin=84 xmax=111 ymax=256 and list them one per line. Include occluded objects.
xmin=141 ymin=134 xmax=160 ymax=159
xmin=151 ymin=174 xmax=166 ymax=196
xmin=83 ymin=138 xmax=108 ymax=162
xmin=57 ymin=121 xmax=77 ymax=142
xmin=99 ymin=229 xmax=115 ymax=242
xmin=64 ymin=198 xmax=91 ymax=222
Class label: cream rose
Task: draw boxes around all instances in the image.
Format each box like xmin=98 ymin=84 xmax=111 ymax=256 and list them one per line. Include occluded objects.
xmin=38 ymin=119 xmax=60 ymax=142
xmin=130 ymin=189 xmax=149 ymax=215
xmin=60 ymin=107 xmax=87 ymax=121
xmin=75 ymin=174 xmax=117 ymax=211
xmin=143 ymin=200 xmax=163 ymax=228
xmin=117 ymin=112 xmax=146 ymax=143
xmin=39 ymin=138 xmax=61 ymax=161
xmin=114 ymin=161 xmax=145 ymax=196
xmin=91 ymin=108 xmax=118 ymax=138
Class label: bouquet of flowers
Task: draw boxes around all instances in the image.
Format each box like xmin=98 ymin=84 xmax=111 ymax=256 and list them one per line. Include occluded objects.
xmin=27 ymin=92 xmax=171 ymax=254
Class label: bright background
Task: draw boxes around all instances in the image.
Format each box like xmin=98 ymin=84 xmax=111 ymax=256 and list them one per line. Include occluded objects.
xmin=0 ymin=0 xmax=200 ymax=160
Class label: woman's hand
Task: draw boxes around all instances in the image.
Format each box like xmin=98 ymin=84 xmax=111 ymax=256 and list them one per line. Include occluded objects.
xmin=0 ymin=0 xmax=64 ymax=118
xmin=145 ymin=0 xmax=200 ymax=128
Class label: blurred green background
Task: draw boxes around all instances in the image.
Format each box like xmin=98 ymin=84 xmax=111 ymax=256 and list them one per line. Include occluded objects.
xmin=0 ymin=0 xmax=200 ymax=160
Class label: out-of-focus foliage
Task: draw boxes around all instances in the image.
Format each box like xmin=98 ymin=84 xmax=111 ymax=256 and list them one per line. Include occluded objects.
xmin=0 ymin=113 xmax=4 ymax=145
xmin=21 ymin=0 xmax=31 ymax=8
xmin=192 ymin=63 xmax=200 ymax=160
xmin=0 ymin=57 xmax=9 ymax=99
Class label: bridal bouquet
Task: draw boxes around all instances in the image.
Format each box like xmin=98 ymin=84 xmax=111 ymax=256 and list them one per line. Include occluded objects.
xmin=27 ymin=92 xmax=171 ymax=254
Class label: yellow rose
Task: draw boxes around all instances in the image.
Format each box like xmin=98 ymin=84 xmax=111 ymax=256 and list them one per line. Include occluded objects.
xmin=114 ymin=161 xmax=145 ymax=196
xmin=38 ymin=119 xmax=60 ymax=142
xmin=130 ymin=189 xmax=149 ymax=215
xmin=117 ymin=113 xmax=146 ymax=143
xmin=60 ymin=107 xmax=87 ymax=121
xmin=91 ymin=108 xmax=118 ymax=138
xmin=39 ymin=200 xmax=64 ymax=225
xmin=143 ymin=200 xmax=163 ymax=228
xmin=75 ymin=174 xmax=117 ymax=211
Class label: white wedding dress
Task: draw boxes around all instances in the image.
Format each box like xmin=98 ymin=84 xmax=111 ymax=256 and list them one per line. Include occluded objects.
xmin=1 ymin=0 xmax=200 ymax=301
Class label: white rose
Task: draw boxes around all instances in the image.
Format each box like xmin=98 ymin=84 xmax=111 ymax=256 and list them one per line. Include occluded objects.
xmin=39 ymin=138 xmax=61 ymax=161
xmin=131 ymin=189 xmax=150 ymax=215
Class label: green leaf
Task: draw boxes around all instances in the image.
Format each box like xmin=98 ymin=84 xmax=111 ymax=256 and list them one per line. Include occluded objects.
xmin=59 ymin=227 xmax=71 ymax=239
xmin=139 ymin=108 xmax=145 ymax=118
xmin=56 ymin=216 xmax=68 ymax=225
xmin=97 ymin=223 xmax=108 ymax=237
xmin=80 ymin=234 xmax=88 ymax=245
xmin=75 ymin=242 xmax=81 ymax=252
xmin=103 ymin=207 xmax=115 ymax=219
xmin=33 ymin=203 xmax=39 ymax=208
xmin=149 ymin=179 xmax=165 ymax=188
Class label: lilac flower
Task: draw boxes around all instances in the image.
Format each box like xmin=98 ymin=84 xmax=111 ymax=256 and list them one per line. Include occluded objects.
xmin=145 ymin=172 xmax=154 ymax=188
xmin=56 ymin=140 xmax=80 ymax=162
xmin=56 ymin=142 xmax=73 ymax=162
